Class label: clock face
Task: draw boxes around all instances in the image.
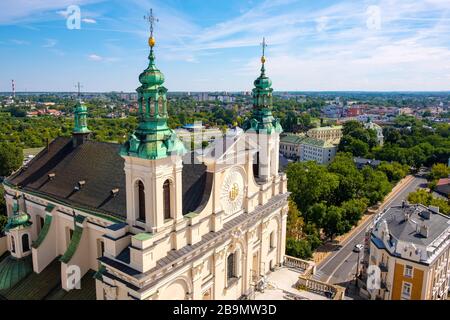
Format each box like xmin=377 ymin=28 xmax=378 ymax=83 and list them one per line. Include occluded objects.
xmin=220 ymin=167 xmax=244 ymax=215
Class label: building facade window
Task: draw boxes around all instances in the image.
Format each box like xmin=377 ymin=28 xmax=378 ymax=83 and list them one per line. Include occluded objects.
xmin=22 ymin=234 xmax=30 ymax=252
xmin=402 ymin=282 xmax=412 ymax=299
xmin=269 ymin=231 xmax=275 ymax=250
xmin=404 ymin=265 xmax=413 ymax=278
xmin=137 ymin=180 xmax=146 ymax=222
xmin=163 ymin=180 xmax=171 ymax=220
xmin=227 ymin=253 xmax=236 ymax=283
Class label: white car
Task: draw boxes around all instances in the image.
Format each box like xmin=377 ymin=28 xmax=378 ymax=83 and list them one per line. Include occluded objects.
xmin=353 ymin=244 xmax=364 ymax=253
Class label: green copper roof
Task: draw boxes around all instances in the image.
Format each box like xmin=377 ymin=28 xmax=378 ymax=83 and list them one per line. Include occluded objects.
xmin=4 ymin=213 xmax=32 ymax=232
xmin=32 ymin=214 xmax=52 ymax=249
xmin=73 ymin=100 xmax=91 ymax=134
xmin=244 ymin=44 xmax=282 ymax=135
xmin=60 ymin=216 xmax=85 ymax=264
xmin=121 ymin=35 xmax=186 ymax=160
xmin=133 ymin=232 xmax=153 ymax=241
xmin=139 ymin=49 xmax=165 ymax=88
xmin=0 ymin=255 xmax=33 ymax=290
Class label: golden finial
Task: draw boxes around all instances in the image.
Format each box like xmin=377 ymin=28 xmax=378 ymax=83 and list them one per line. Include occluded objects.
xmin=144 ymin=9 xmax=158 ymax=48
xmin=149 ymin=37 xmax=156 ymax=47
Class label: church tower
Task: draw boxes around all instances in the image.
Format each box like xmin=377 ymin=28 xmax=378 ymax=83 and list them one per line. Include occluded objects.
xmin=120 ymin=10 xmax=186 ymax=233
xmin=244 ymin=38 xmax=282 ymax=182
xmin=72 ymin=83 xmax=91 ymax=147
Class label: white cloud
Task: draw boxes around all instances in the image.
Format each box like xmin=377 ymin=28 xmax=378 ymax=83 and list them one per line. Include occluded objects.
xmin=88 ymin=54 xmax=103 ymax=61
xmin=82 ymin=18 xmax=97 ymax=24
xmin=42 ymin=38 xmax=57 ymax=48
xmin=0 ymin=0 xmax=102 ymax=24
xmin=10 ymin=39 xmax=29 ymax=45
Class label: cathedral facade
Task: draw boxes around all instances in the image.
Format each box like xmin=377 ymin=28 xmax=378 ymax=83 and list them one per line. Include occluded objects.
xmin=1 ymin=29 xmax=288 ymax=300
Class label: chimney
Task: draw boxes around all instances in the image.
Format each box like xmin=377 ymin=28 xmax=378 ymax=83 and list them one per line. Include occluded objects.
xmin=418 ymin=224 xmax=429 ymax=238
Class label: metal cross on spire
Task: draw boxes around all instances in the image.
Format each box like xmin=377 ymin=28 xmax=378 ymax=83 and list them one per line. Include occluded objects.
xmin=261 ymin=37 xmax=268 ymax=58
xmin=144 ymin=8 xmax=159 ymax=38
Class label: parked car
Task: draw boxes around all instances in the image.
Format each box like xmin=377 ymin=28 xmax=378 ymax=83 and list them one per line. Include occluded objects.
xmin=353 ymin=244 xmax=364 ymax=253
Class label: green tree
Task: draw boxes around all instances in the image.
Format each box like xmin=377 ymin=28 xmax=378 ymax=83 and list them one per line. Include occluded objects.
xmin=361 ymin=166 xmax=392 ymax=205
xmin=341 ymin=198 xmax=369 ymax=227
xmin=287 ymin=201 xmax=305 ymax=241
xmin=307 ymin=202 xmax=327 ymax=227
xmin=286 ymin=161 xmax=339 ymax=212
xmin=429 ymin=163 xmax=449 ymax=181
xmin=0 ymin=142 xmax=23 ymax=177
xmin=286 ymin=238 xmax=312 ymax=259
xmin=377 ymin=161 xmax=409 ymax=183
xmin=322 ymin=206 xmax=346 ymax=240
xmin=328 ymin=153 xmax=364 ymax=204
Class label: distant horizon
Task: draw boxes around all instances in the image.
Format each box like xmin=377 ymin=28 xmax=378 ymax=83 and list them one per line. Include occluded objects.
xmin=1 ymin=90 xmax=450 ymax=95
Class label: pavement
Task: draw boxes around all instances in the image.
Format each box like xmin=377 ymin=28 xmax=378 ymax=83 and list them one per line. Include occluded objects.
xmin=312 ymin=175 xmax=428 ymax=299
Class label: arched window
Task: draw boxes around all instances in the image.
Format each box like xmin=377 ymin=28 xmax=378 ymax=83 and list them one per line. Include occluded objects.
xmin=138 ymin=181 xmax=146 ymax=222
xmin=253 ymin=152 xmax=260 ymax=178
xmin=22 ymin=234 xmax=30 ymax=252
xmin=227 ymin=253 xmax=236 ymax=282
xmin=148 ymin=98 xmax=155 ymax=116
xmin=163 ymin=180 xmax=171 ymax=220
xmin=11 ymin=235 xmax=15 ymax=253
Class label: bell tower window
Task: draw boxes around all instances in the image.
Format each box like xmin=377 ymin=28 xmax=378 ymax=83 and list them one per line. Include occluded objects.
xmin=163 ymin=180 xmax=171 ymax=220
xmin=253 ymin=152 xmax=260 ymax=178
xmin=137 ymin=180 xmax=146 ymax=222
xmin=11 ymin=235 xmax=15 ymax=253
xmin=22 ymin=234 xmax=30 ymax=252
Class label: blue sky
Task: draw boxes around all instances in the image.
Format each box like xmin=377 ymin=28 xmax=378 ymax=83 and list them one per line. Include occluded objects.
xmin=0 ymin=0 xmax=449 ymax=92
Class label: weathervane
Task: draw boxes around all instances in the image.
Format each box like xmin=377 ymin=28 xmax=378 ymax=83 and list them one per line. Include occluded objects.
xmin=144 ymin=8 xmax=159 ymax=47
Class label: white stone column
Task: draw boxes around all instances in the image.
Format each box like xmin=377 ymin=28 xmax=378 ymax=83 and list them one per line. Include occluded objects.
xmin=213 ymin=248 xmax=226 ymax=299
xmin=192 ymin=261 xmax=204 ymax=300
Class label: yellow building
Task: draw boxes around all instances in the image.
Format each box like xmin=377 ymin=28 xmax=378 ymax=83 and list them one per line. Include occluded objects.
xmin=364 ymin=203 xmax=450 ymax=300
xmin=306 ymin=125 xmax=343 ymax=142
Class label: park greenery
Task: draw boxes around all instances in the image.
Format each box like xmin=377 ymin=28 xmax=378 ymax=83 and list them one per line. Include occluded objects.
xmin=338 ymin=117 xmax=450 ymax=169
xmin=285 ymin=152 xmax=408 ymax=259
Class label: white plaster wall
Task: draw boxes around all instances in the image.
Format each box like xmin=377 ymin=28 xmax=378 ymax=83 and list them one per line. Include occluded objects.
xmin=0 ymin=236 xmax=7 ymax=256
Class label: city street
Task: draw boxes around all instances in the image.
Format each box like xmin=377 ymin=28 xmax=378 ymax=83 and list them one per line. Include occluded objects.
xmin=312 ymin=175 xmax=428 ymax=298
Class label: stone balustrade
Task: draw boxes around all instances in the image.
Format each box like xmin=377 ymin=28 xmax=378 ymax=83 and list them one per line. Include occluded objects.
xmin=297 ymin=276 xmax=345 ymax=300
xmin=284 ymin=255 xmax=315 ymax=276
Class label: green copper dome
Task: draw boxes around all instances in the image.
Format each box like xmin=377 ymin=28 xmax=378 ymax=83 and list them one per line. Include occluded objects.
xmin=253 ymin=66 xmax=272 ymax=90
xmin=73 ymin=100 xmax=90 ymax=134
xmin=0 ymin=255 xmax=33 ymax=290
xmin=139 ymin=51 xmax=165 ymax=88
xmin=4 ymin=213 xmax=32 ymax=232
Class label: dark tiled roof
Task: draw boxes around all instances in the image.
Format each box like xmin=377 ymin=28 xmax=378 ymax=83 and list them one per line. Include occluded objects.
xmin=380 ymin=205 xmax=450 ymax=246
xmin=7 ymin=137 xmax=211 ymax=218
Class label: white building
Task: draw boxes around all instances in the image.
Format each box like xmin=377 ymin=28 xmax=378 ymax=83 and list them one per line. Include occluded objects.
xmin=0 ymin=31 xmax=288 ymax=300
